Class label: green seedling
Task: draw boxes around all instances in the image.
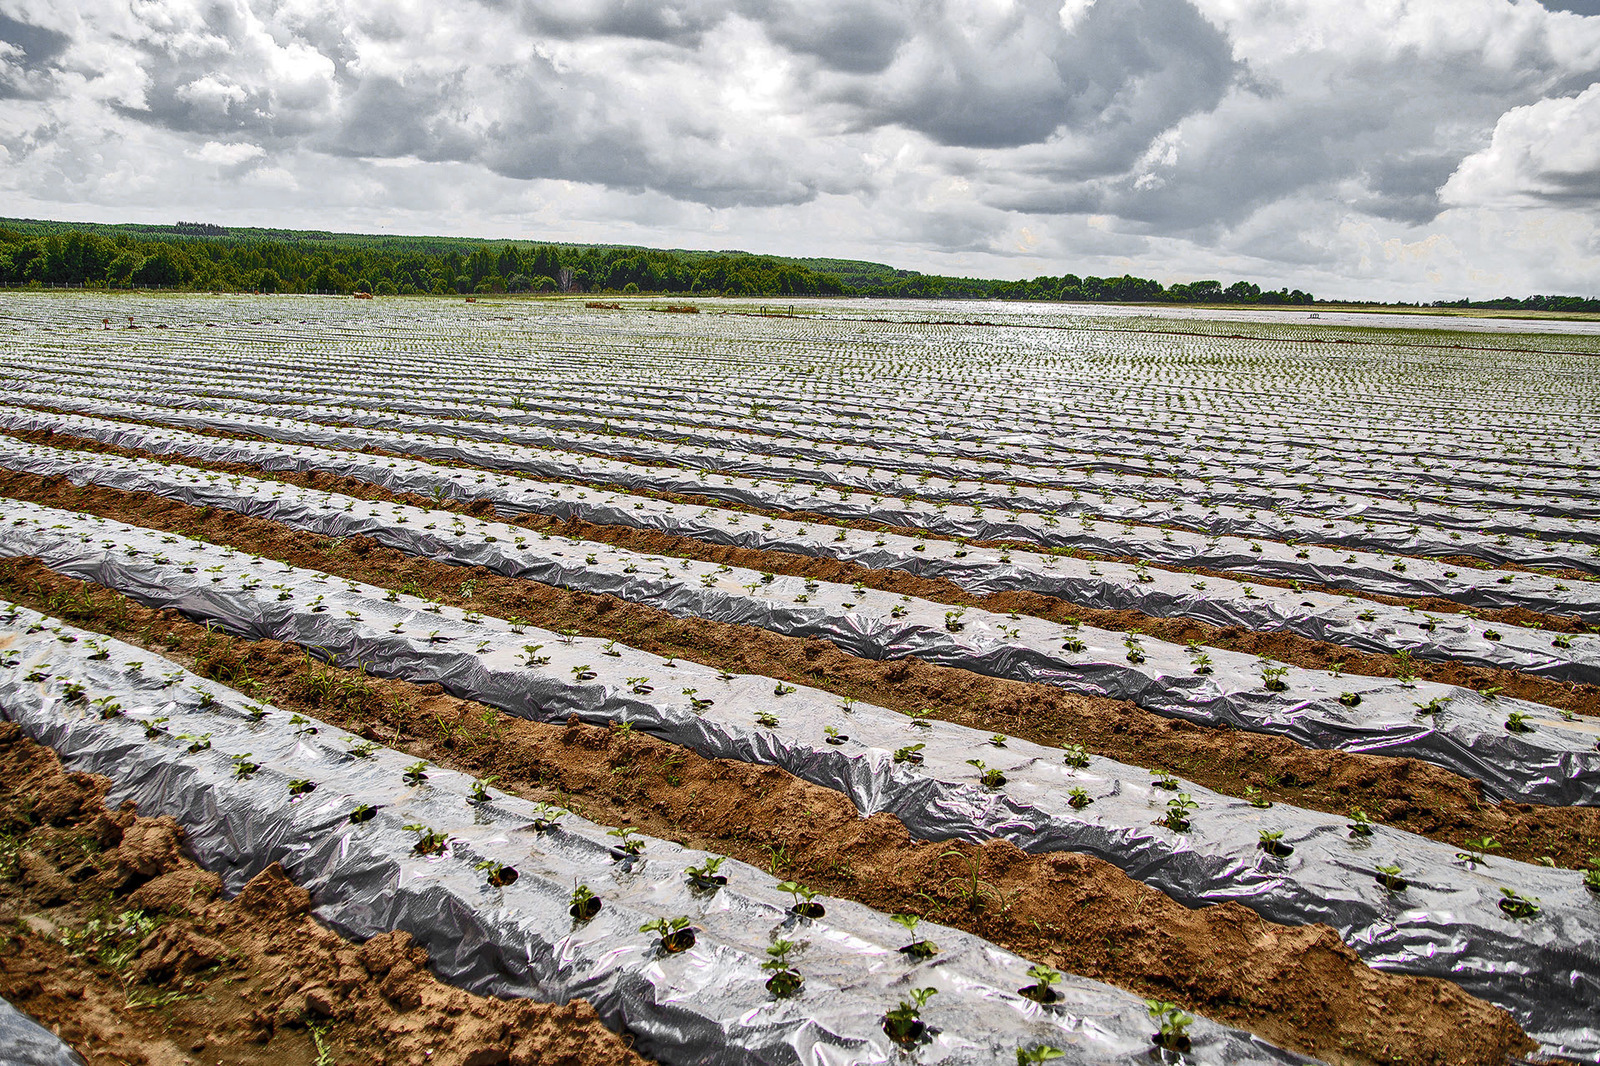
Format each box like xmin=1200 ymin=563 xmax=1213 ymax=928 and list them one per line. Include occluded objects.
xmin=1374 ymin=863 xmax=1407 ymax=892
xmin=1338 ymin=691 xmax=1362 ymax=707
xmin=893 ymin=743 xmax=925 ymax=765
xmin=1016 ymin=1047 xmax=1064 ymax=1065
xmin=1152 ymin=772 xmax=1179 ymax=791
xmin=1260 ymin=663 xmax=1290 ymax=692
xmin=755 ymin=711 xmax=779 ymax=728
xmin=1019 ymin=963 xmax=1062 ymax=1004
xmin=607 ymin=826 xmax=645 ymax=857
xmin=475 ymin=859 xmax=518 ymax=887
xmin=1146 ymin=1000 xmax=1193 ymax=1053
xmin=403 ymin=760 xmax=429 ymax=785
xmin=402 ymin=823 xmax=448 ymax=855
xmin=773 ymin=682 xmax=796 ymax=696
xmin=776 ymin=880 xmax=824 ymax=918
xmin=1348 ymin=808 xmax=1375 ymax=837
xmin=685 ymin=856 xmax=728 ymax=891
xmin=1243 ymin=786 xmax=1272 ymax=810
xmin=1499 ymin=887 xmax=1540 ymax=920
xmin=882 ymin=987 xmax=937 ymax=1048
xmin=1062 ymin=744 xmax=1089 ymax=769
xmin=966 ymin=759 xmax=1006 ymax=789
xmin=891 ymin=913 xmax=938 ymax=959
xmin=287 ymin=778 xmax=316 ymax=797
xmin=762 ymin=938 xmax=804 ymax=997
xmin=469 ymin=776 xmax=499 ymax=804
xmin=347 ymin=739 xmax=378 ymax=759
xmin=1067 ymin=787 xmax=1093 ymax=810
xmin=1257 ymin=829 xmax=1293 ymax=858
xmin=231 ymin=753 xmax=260 ymax=779
xmin=640 ymin=916 xmax=695 ymax=953
xmin=1160 ymin=794 xmax=1197 ymax=832
xmin=569 ymin=884 xmax=602 ymax=921
xmin=348 ymin=803 xmax=377 ymax=824
xmin=1505 ymin=710 xmax=1532 ymax=733
xmin=1457 ymin=836 xmax=1501 ymax=866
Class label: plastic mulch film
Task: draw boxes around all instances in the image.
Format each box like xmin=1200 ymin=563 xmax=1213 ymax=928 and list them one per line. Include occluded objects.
xmin=4 ymin=412 xmax=1594 ymax=688
xmin=3 ymin=404 xmax=1597 ymax=628
xmin=0 ymin=998 xmax=84 ymax=1066
xmin=0 ymin=503 xmax=1594 ymax=1058
xmin=0 ymin=607 xmax=1310 ymax=1066
xmin=3 ymin=443 xmax=1597 ymax=808
xmin=4 ymin=370 xmax=1595 ymax=573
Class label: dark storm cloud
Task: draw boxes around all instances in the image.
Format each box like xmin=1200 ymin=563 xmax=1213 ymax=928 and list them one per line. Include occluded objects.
xmin=10 ymin=0 xmax=1600 ymax=295
xmin=512 ymin=0 xmax=726 ymax=44
xmin=750 ymin=1 xmax=913 ymax=74
xmin=0 ymin=12 xmax=70 ymax=99
xmin=821 ymin=0 xmax=1239 ymax=150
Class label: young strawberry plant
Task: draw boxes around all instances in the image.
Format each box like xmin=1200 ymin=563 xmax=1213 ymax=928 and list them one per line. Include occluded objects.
xmin=1159 ymin=794 xmax=1197 ymax=832
xmin=607 ymin=826 xmax=645 ymax=859
xmin=966 ymin=759 xmax=1006 ymax=789
xmin=1257 ymin=829 xmax=1293 ymax=858
xmin=1348 ymin=808 xmax=1375 ymax=837
xmin=823 ymin=726 xmax=848 ymax=745
xmin=891 ymin=913 xmax=938 ymax=960
xmin=568 ymin=884 xmax=601 ymax=921
xmin=1067 ymin=786 xmax=1093 ymax=810
xmin=776 ymin=880 xmax=825 ymax=919
xmin=287 ymin=778 xmax=316 ymax=797
xmin=1146 ymin=1000 xmax=1193 ymax=1053
xmin=640 ymin=916 xmax=696 ymax=954
xmin=403 ymin=759 xmax=429 ymax=786
xmin=403 ymin=823 xmax=449 ymax=856
xmin=685 ymin=856 xmax=728 ymax=891
xmin=1374 ymin=862 xmax=1407 ymax=892
xmin=1498 ymin=888 xmax=1540 ymax=920
xmin=893 ymin=743 xmax=925 ymax=765
xmin=1260 ymin=663 xmax=1289 ymax=692
xmin=475 ymin=859 xmax=518 ymax=887
xmin=881 ymin=987 xmax=937 ymax=1048
xmin=1061 ymin=744 xmax=1089 ymax=769
xmin=348 ymin=803 xmax=377 ymax=824
xmin=1018 ymin=964 xmax=1062 ymax=1005
xmin=761 ymin=938 xmax=803 ymax=998
xmin=1457 ymin=836 xmax=1501 ymax=866
xmin=469 ymin=776 xmax=499 ymax=804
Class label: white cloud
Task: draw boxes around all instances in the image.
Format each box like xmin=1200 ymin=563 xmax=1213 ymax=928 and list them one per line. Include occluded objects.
xmin=1 ymin=0 xmax=1599 ymax=298
xmin=187 ymin=140 xmax=266 ymax=165
xmin=1441 ymin=81 xmax=1600 ymax=206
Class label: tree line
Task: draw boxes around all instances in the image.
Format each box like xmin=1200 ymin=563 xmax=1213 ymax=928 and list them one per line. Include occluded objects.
xmin=8 ymin=218 xmax=1588 ymax=310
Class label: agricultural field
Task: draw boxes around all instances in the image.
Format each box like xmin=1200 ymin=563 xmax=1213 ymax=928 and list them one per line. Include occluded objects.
xmin=0 ymin=290 xmax=1597 ymax=1065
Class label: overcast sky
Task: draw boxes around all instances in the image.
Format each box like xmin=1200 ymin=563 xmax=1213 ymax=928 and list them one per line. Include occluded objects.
xmin=2 ymin=0 xmax=1598 ymax=300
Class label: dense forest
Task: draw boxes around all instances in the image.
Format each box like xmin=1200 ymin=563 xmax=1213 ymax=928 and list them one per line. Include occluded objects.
xmin=0 ymin=217 xmax=1590 ymax=310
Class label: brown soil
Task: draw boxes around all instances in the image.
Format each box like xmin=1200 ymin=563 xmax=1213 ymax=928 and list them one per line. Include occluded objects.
xmin=0 ymin=723 xmax=649 ymax=1066
xmin=0 ymin=582 xmax=1535 ymax=1066
xmin=15 ymin=417 xmax=1597 ymax=606
xmin=1 ymin=430 xmax=1594 ymax=718
xmin=2 ymin=474 xmax=1598 ymax=872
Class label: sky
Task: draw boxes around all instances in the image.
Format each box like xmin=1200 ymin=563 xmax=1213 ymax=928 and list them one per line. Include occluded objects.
xmin=2 ymin=0 xmax=1598 ymax=301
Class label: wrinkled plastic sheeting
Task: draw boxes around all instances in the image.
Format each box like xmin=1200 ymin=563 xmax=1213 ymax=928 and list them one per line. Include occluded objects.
xmin=0 ymin=998 xmax=83 ymax=1066
xmin=0 ymin=608 xmax=1311 ymax=1066
xmin=6 ymin=442 xmax=1598 ymax=807
xmin=7 ymin=410 xmax=1595 ymax=686
xmin=5 ymin=316 xmax=1596 ymax=526
xmin=6 ymin=377 xmax=1594 ymax=575
xmin=13 ymin=355 xmax=1597 ymax=528
xmin=7 ymin=401 xmax=1597 ymax=624
xmin=0 ymin=502 xmax=1595 ymax=1059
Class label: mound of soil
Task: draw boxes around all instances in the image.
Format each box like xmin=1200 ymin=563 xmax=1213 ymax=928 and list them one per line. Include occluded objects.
xmin=0 ymin=723 xmax=649 ymax=1066
xmin=0 ymin=568 xmax=1536 ymax=1066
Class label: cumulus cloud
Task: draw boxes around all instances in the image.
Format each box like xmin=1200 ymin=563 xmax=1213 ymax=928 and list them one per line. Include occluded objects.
xmin=1441 ymin=81 xmax=1600 ymax=206
xmin=3 ymin=0 xmax=1600 ymax=297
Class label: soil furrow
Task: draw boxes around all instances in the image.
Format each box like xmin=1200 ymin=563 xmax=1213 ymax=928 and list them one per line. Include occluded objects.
xmin=0 ymin=724 xmax=649 ymax=1066
xmin=16 ymin=410 xmax=1597 ymax=596
xmin=2 ymin=472 xmax=1599 ymax=873
xmin=0 ymin=569 xmax=1535 ymax=1066
xmin=5 ymin=427 xmax=1595 ymax=721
